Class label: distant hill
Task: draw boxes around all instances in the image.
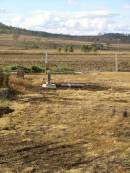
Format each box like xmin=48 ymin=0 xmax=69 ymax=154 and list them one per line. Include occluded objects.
xmin=0 ymin=22 xmax=56 ymax=37
xmin=0 ymin=22 xmax=130 ymax=43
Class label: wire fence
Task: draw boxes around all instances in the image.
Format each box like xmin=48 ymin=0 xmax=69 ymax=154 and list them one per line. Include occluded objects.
xmin=0 ymin=53 xmax=130 ymax=73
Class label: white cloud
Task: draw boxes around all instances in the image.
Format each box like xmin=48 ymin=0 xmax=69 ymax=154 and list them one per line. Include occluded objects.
xmin=0 ymin=8 xmax=8 ymax=14
xmin=10 ymin=16 xmax=23 ymax=26
xmin=124 ymin=4 xmax=130 ymax=9
xmin=2 ymin=10 xmax=130 ymax=35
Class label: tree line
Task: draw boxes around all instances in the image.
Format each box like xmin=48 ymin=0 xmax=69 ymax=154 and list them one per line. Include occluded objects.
xmin=58 ymin=43 xmax=104 ymax=53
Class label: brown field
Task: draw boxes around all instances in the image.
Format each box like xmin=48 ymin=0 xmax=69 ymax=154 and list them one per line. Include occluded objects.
xmin=1 ymin=51 xmax=130 ymax=72
xmin=0 ymin=34 xmax=130 ymax=172
xmin=0 ymin=33 xmax=130 ymax=72
xmin=0 ymin=33 xmax=130 ymax=50
xmin=0 ymin=34 xmax=87 ymax=50
xmin=0 ymin=72 xmax=130 ymax=172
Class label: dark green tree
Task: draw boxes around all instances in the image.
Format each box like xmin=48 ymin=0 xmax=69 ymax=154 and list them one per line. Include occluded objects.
xmin=64 ymin=46 xmax=68 ymax=53
xmin=69 ymin=46 xmax=74 ymax=52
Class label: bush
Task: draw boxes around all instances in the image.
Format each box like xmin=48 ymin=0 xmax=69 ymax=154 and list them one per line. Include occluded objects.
xmin=4 ymin=65 xmax=17 ymax=73
xmin=6 ymin=65 xmax=45 ymax=74
xmin=64 ymin=46 xmax=68 ymax=53
xmin=7 ymin=65 xmax=31 ymax=73
xmin=16 ymin=66 xmax=31 ymax=73
xmin=69 ymin=46 xmax=74 ymax=52
xmin=31 ymin=66 xmax=44 ymax=73
xmin=10 ymin=65 xmax=17 ymax=71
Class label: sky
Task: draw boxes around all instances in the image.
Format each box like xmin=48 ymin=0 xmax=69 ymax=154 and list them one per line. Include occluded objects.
xmin=0 ymin=0 xmax=130 ymax=35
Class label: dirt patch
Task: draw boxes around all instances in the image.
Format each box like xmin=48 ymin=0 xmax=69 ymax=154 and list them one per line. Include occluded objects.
xmin=0 ymin=107 xmax=14 ymax=117
xmin=56 ymin=83 xmax=109 ymax=91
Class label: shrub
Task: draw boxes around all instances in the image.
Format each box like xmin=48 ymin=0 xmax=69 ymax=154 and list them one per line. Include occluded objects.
xmin=16 ymin=66 xmax=31 ymax=73
xmin=31 ymin=66 xmax=44 ymax=73
xmin=10 ymin=65 xmax=17 ymax=71
xmin=69 ymin=46 xmax=74 ymax=52
xmin=7 ymin=65 xmax=31 ymax=73
xmin=64 ymin=46 xmax=68 ymax=53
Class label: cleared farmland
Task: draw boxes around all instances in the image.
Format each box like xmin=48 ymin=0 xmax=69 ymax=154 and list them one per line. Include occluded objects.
xmin=0 ymin=33 xmax=130 ymax=172
xmin=0 ymin=34 xmax=130 ymax=72
xmin=1 ymin=52 xmax=130 ymax=72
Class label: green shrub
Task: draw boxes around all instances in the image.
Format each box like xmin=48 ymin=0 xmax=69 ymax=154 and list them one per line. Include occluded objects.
xmin=69 ymin=46 xmax=74 ymax=52
xmin=14 ymin=66 xmax=31 ymax=73
xmin=64 ymin=46 xmax=69 ymax=53
xmin=31 ymin=66 xmax=44 ymax=73
xmin=7 ymin=65 xmax=31 ymax=73
xmin=6 ymin=65 xmax=45 ymax=74
xmin=10 ymin=65 xmax=17 ymax=71
xmin=4 ymin=65 xmax=17 ymax=72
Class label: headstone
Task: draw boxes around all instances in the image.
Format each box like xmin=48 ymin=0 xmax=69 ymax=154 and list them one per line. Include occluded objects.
xmin=42 ymin=52 xmax=56 ymax=89
xmin=42 ymin=70 xmax=56 ymax=89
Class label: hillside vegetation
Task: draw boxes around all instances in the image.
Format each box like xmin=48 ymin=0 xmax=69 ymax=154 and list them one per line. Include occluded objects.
xmin=1 ymin=22 xmax=130 ymax=44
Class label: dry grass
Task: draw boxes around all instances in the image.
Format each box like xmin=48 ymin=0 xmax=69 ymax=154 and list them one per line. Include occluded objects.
xmin=0 ymin=72 xmax=130 ymax=172
xmin=9 ymin=75 xmax=36 ymax=94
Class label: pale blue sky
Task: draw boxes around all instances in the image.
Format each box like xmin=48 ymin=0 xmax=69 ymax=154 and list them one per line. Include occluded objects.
xmin=0 ymin=0 xmax=129 ymax=11
xmin=0 ymin=0 xmax=130 ymax=35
